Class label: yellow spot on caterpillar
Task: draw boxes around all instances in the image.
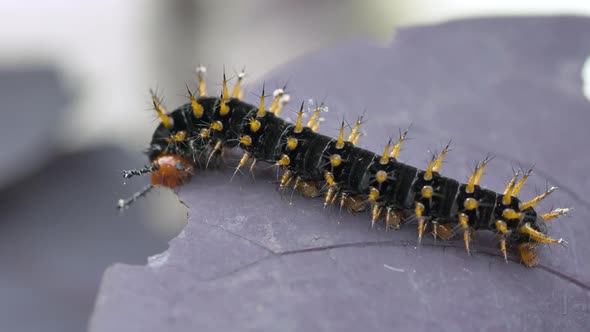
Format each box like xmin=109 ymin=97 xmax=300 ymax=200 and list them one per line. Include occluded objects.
xmin=324 ymin=171 xmax=335 ymax=186
xmin=390 ymin=126 xmax=410 ymax=159
xmin=257 ymin=84 xmax=266 ymax=118
xmin=463 ymin=197 xmax=479 ymax=210
xmin=380 ymin=139 xmax=392 ymax=165
xmin=330 ymin=154 xmax=342 ymax=167
xmin=280 ymin=170 xmax=292 ymax=190
xmin=277 ymin=154 xmax=290 ymax=166
xmin=495 ymin=220 xmax=508 ymax=234
xmin=518 ymin=222 xmax=563 ymax=244
xmin=165 ymin=131 xmax=187 ymax=143
xmin=238 ymin=152 xmax=250 ymax=168
xmin=421 ymin=185 xmax=433 ymax=199
xmin=286 ymin=137 xmax=298 ymax=150
xmin=502 ymin=208 xmax=522 ymax=220
xmin=186 ymin=84 xmax=204 ymax=118
xmin=150 ymin=89 xmax=174 ymax=129
xmin=458 ymin=213 xmax=471 ymax=254
xmin=294 ymin=102 xmax=305 ymax=133
xmin=210 ymin=121 xmax=223 ymax=132
xmin=190 ymin=98 xmax=203 ymax=118
xmin=239 ymin=135 xmax=252 ymax=146
xmin=368 ymin=187 xmax=379 ymax=202
xmin=375 ymin=170 xmax=387 ymax=184
xmin=432 ymin=141 xmax=451 ymax=172
xmin=219 ymin=99 xmax=230 ymax=116
xmin=520 ymin=186 xmax=557 ymax=210
xmin=174 ymin=131 xmax=187 ymax=141
xmin=335 ymin=122 xmax=345 ymax=149
xmin=414 ymin=202 xmax=425 ymax=217
xmin=324 ymin=186 xmax=337 ymax=208
xmin=199 ymin=128 xmax=210 ymax=138
xmin=540 ymin=207 xmax=570 ymax=221
xmin=249 ymin=118 xmax=261 ymax=133
xmin=196 ymin=65 xmax=207 ymax=96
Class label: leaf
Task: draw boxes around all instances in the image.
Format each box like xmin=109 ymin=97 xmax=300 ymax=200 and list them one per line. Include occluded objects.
xmin=91 ymin=17 xmax=590 ymax=332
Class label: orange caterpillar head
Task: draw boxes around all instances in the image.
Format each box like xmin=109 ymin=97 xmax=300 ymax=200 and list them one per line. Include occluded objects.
xmin=151 ymin=154 xmax=194 ymax=188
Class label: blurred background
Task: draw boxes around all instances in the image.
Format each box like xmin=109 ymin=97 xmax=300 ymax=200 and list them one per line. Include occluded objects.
xmin=1 ymin=1 xmax=589 ymax=331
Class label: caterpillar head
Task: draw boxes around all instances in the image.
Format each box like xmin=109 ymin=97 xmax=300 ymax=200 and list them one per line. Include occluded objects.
xmin=150 ymin=154 xmax=194 ymax=188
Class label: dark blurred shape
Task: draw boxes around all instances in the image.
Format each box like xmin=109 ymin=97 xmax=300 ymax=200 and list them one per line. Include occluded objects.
xmin=0 ymin=67 xmax=70 ymax=187
xmin=0 ymin=147 xmax=182 ymax=332
xmin=89 ymin=16 xmax=590 ymax=331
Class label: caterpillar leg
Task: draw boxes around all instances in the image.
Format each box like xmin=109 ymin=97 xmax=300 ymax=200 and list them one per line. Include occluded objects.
xmin=384 ymin=208 xmax=402 ymax=230
xmin=518 ymin=242 xmax=539 ymax=267
xmin=341 ymin=195 xmax=369 ymax=213
xmin=432 ymin=222 xmax=454 ymax=240
xmin=297 ymin=180 xmax=320 ymax=198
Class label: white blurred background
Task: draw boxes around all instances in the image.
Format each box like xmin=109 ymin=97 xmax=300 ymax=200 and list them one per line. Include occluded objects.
xmin=1 ymin=1 xmax=589 ymax=331
xmin=2 ymin=0 xmax=590 ymax=153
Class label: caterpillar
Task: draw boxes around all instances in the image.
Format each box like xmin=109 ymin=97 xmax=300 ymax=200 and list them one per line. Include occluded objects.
xmin=119 ymin=66 xmax=570 ymax=267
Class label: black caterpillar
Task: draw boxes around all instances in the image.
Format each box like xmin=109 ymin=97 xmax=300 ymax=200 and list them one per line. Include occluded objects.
xmin=119 ymin=67 xmax=569 ymax=267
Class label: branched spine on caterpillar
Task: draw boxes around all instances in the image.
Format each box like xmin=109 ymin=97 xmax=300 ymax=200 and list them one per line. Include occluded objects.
xmin=119 ymin=66 xmax=570 ymax=267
